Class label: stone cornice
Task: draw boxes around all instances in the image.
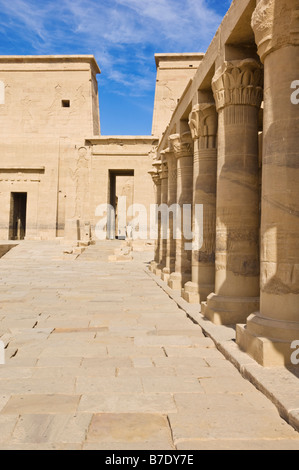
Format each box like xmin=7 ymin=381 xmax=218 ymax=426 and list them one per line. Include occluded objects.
xmin=169 ymin=132 xmax=193 ymax=159
xmin=188 ymin=103 xmax=218 ymax=149
xmin=252 ymin=0 xmax=299 ymax=63
xmin=212 ymin=59 xmax=263 ymax=111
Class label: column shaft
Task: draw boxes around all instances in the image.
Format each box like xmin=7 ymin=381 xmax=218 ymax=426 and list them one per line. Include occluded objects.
xmin=237 ymin=0 xmax=299 ymax=366
xmin=162 ymin=148 xmax=177 ymax=282
xmin=168 ymin=132 xmax=193 ymax=290
xmin=159 ymin=157 xmax=168 ymax=276
xmin=182 ymin=104 xmax=217 ymax=304
xmin=202 ymin=59 xmax=263 ymax=324
xmin=148 ymin=162 xmax=162 ymax=273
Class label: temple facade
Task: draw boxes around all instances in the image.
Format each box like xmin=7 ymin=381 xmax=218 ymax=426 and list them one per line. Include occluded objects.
xmin=0 ymin=0 xmax=298 ymax=368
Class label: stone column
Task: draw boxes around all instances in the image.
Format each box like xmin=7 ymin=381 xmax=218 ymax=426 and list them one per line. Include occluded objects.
xmin=148 ymin=161 xmax=162 ymax=273
xmin=161 ymin=146 xmax=177 ymax=283
xmin=182 ymin=103 xmax=218 ymax=303
xmin=201 ymin=59 xmax=263 ymax=324
xmin=168 ymin=132 xmax=193 ymax=290
xmin=237 ymin=0 xmax=299 ymax=366
xmin=159 ymin=153 xmax=169 ymax=277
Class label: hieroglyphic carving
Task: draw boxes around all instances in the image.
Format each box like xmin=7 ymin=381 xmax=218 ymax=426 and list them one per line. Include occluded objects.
xmin=21 ymin=95 xmax=36 ymax=132
xmin=48 ymin=84 xmax=62 ymax=117
xmin=70 ymin=147 xmax=90 ymax=220
xmin=212 ymin=60 xmax=263 ymax=111
xmin=148 ymin=145 xmax=158 ymax=161
xmin=70 ymin=85 xmax=86 ymax=115
xmin=0 ymin=83 xmax=11 ymax=115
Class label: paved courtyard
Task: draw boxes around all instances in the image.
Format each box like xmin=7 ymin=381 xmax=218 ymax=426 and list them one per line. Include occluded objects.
xmin=0 ymin=241 xmax=299 ymax=450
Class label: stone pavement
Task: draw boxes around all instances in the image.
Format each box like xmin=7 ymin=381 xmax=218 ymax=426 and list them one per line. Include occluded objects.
xmin=0 ymin=241 xmax=299 ymax=450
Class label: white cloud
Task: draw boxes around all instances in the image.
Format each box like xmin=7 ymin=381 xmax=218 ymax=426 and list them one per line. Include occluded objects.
xmin=0 ymin=0 xmax=226 ymax=95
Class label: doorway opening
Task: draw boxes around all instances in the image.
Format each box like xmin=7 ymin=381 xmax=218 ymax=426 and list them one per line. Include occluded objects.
xmin=9 ymin=192 xmax=27 ymax=240
xmin=108 ymin=170 xmax=134 ymax=240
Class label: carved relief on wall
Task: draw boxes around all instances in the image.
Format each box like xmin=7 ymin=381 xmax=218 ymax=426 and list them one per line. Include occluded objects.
xmin=21 ymin=95 xmax=36 ymax=133
xmin=148 ymin=145 xmax=158 ymax=161
xmin=48 ymin=84 xmax=63 ymax=117
xmin=70 ymin=147 xmax=90 ymax=221
xmin=70 ymin=85 xmax=86 ymax=115
xmin=0 ymin=82 xmax=11 ymax=115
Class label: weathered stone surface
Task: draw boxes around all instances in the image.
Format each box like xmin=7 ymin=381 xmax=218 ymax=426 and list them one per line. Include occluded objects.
xmin=10 ymin=414 xmax=92 ymax=445
xmin=2 ymin=395 xmax=80 ymax=415
xmin=85 ymin=413 xmax=174 ymax=449
xmin=0 ymin=222 xmax=298 ymax=450
xmin=78 ymin=393 xmax=177 ymax=414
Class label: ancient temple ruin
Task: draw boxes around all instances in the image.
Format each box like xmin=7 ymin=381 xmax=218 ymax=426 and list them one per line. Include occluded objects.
xmin=0 ymin=0 xmax=298 ymax=368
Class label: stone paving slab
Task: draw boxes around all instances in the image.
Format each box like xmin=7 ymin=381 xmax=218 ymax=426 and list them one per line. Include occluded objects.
xmin=176 ymin=439 xmax=299 ymax=450
xmin=85 ymin=413 xmax=174 ymax=449
xmin=0 ymin=241 xmax=298 ymax=450
xmin=2 ymin=394 xmax=80 ymax=414
xmin=147 ymin=268 xmax=299 ymax=434
xmin=78 ymin=393 xmax=178 ymax=414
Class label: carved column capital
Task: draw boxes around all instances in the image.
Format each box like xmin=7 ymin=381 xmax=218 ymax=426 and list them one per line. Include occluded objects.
xmin=169 ymin=132 xmax=193 ymax=159
xmin=160 ymin=151 xmax=169 ymax=180
xmin=189 ymin=103 xmax=218 ymax=149
xmin=162 ymin=147 xmax=177 ymax=186
xmin=150 ymin=160 xmax=162 ymax=185
xmin=252 ymin=0 xmax=299 ymax=63
xmin=163 ymin=147 xmax=176 ymax=167
xmin=212 ymin=59 xmax=263 ymax=112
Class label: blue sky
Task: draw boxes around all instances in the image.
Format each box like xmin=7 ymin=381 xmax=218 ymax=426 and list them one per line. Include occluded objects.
xmin=0 ymin=0 xmax=231 ymax=135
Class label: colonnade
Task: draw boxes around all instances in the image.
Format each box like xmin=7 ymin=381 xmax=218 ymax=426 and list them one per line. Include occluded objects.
xmin=149 ymin=0 xmax=299 ymax=367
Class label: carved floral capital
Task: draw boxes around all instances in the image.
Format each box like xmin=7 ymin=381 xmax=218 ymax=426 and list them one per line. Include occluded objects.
xmin=188 ymin=103 xmax=218 ymax=146
xmin=160 ymin=152 xmax=169 ymax=179
xmin=169 ymin=132 xmax=193 ymax=159
xmin=252 ymin=0 xmax=299 ymax=62
xmin=151 ymin=160 xmax=162 ymax=185
xmin=212 ymin=59 xmax=263 ymax=111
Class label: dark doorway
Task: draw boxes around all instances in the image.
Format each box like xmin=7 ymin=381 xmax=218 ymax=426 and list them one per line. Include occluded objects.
xmin=108 ymin=170 xmax=134 ymax=240
xmin=9 ymin=193 xmax=27 ymax=240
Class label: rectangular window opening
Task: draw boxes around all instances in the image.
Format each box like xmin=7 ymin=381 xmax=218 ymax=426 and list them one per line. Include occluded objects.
xmin=62 ymin=100 xmax=70 ymax=108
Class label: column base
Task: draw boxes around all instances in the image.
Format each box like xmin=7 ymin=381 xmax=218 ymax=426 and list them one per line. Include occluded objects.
xmin=168 ymin=272 xmax=182 ymax=291
xmin=153 ymin=264 xmax=163 ymax=277
xmin=236 ymin=313 xmax=299 ymax=367
xmin=168 ymin=272 xmax=191 ymax=291
xmin=201 ymin=292 xmax=259 ymax=325
xmin=149 ymin=261 xmax=157 ymax=272
xmin=161 ymin=268 xmax=170 ymax=283
xmin=182 ymin=281 xmax=214 ymax=304
xmin=181 ymin=282 xmax=200 ymax=304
